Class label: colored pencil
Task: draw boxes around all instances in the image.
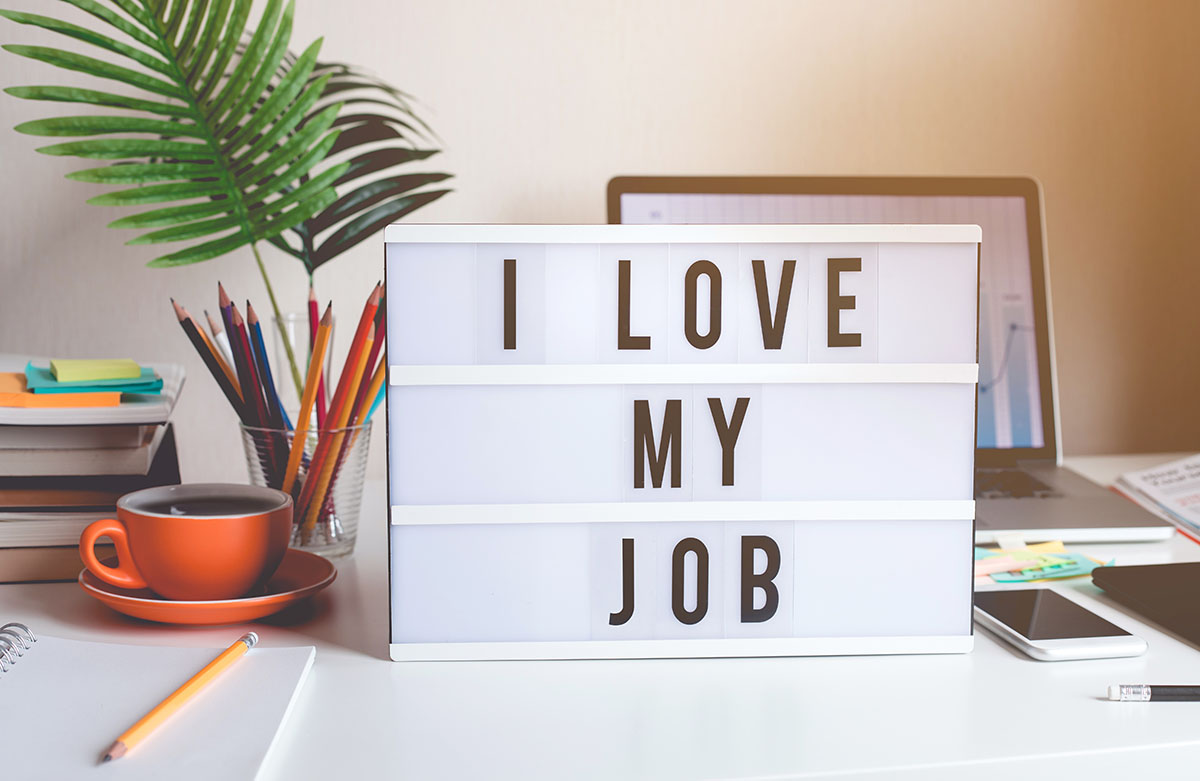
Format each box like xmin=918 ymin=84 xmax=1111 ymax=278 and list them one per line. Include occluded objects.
xmin=171 ymin=299 xmax=246 ymax=420
xmin=204 ymin=309 xmax=237 ymax=373
xmin=232 ymin=304 xmax=281 ymax=484
xmin=301 ymin=322 xmax=374 ymax=532
xmin=102 ymin=633 xmax=257 ymax=763
xmin=353 ymin=357 xmax=384 ymax=428
xmin=217 ymin=281 xmax=235 ymax=347
xmin=247 ymin=302 xmax=289 ymax=430
xmin=348 ymin=304 xmax=385 ymax=427
xmin=308 ymin=282 xmax=328 ymax=429
xmin=365 ymin=374 xmax=385 ymax=423
xmin=195 ymin=309 xmax=239 ymax=394
xmin=295 ymin=286 xmax=380 ymax=532
xmin=283 ymin=303 xmax=332 ymax=495
xmin=230 ymin=305 xmax=269 ymax=427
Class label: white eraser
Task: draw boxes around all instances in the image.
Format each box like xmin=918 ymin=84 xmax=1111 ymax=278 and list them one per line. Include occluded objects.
xmin=1108 ymin=685 xmax=1121 ymax=701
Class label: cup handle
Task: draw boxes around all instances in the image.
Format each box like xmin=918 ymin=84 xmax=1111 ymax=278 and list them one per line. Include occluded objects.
xmin=80 ymin=519 xmax=149 ymax=590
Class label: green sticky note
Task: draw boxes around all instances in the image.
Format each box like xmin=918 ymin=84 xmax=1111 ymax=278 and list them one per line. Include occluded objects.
xmin=50 ymin=358 xmax=140 ymax=383
xmin=25 ymin=363 xmax=160 ymax=392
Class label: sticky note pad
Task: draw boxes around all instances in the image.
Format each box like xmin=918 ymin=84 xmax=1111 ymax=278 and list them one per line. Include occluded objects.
xmin=0 ymin=373 xmax=120 ymax=408
xmin=24 ymin=363 xmax=162 ymax=394
xmin=50 ymin=359 xmax=140 ymax=383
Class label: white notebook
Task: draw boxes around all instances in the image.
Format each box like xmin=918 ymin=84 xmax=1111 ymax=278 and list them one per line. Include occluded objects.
xmin=0 ymin=627 xmax=315 ymax=780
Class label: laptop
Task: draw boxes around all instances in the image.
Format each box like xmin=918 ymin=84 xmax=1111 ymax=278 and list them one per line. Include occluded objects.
xmin=608 ymin=175 xmax=1173 ymax=543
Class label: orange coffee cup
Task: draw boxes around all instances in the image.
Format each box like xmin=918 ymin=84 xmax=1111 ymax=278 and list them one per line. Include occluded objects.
xmin=79 ymin=483 xmax=292 ymax=601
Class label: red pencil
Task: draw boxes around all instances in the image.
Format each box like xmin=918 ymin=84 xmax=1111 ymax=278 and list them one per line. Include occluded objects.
xmin=231 ymin=305 xmax=270 ymax=429
xmin=308 ymin=282 xmax=328 ymax=429
xmin=347 ymin=303 xmax=385 ymax=427
xmin=296 ymin=284 xmax=381 ymax=528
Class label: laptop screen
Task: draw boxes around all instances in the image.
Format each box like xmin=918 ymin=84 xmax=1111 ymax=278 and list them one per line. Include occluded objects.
xmin=610 ymin=178 xmax=1051 ymax=454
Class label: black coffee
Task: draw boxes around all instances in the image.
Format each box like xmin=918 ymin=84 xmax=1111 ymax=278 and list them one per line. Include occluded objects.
xmin=137 ymin=496 xmax=281 ymax=517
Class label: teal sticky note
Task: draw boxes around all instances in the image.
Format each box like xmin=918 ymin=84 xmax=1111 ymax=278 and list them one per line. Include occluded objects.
xmin=24 ymin=363 xmax=162 ymax=394
xmin=989 ymin=553 xmax=1105 ymax=583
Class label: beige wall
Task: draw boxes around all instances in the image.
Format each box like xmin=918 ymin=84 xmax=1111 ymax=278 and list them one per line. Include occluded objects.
xmin=1 ymin=0 xmax=1197 ymax=482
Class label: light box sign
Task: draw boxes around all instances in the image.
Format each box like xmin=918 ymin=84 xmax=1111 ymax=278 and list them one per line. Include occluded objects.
xmin=385 ymin=225 xmax=980 ymax=660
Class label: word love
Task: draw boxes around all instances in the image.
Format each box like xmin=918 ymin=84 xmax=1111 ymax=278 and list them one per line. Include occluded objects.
xmin=609 ymin=535 xmax=782 ymax=626
xmin=502 ymin=256 xmax=864 ymax=351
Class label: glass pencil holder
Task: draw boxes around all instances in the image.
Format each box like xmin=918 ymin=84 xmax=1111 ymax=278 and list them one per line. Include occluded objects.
xmin=240 ymin=421 xmax=371 ymax=558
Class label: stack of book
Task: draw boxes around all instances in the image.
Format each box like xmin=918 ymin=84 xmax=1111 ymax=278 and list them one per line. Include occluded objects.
xmin=0 ymin=356 xmax=185 ymax=582
xmin=1114 ymin=454 xmax=1200 ymax=544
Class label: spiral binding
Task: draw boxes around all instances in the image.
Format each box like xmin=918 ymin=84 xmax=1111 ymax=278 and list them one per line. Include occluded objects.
xmin=0 ymin=623 xmax=37 ymax=673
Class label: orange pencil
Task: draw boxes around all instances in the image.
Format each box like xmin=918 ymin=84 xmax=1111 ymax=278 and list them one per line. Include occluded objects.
xmin=195 ymin=310 xmax=239 ymax=393
xmin=352 ymin=356 xmax=385 ymax=428
xmin=294 ymin=285 xmax=380 ymax=532
xmin=300 ymin=323 xmax=374 ymax=532
xmin=282 ymin=304 xmax=332 ymax=495
xmin=102 ymin=633 xmax=257 ymax=762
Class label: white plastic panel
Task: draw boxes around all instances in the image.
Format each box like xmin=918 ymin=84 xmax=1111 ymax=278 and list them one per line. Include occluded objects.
xmin=384 ymin=239 xmax=979 ymax=366
xmin=390 ymin=519 xmax=971 ymax=644
xmin=388 ymin=383 xmax=974 ymax=506
xmin=878 ymin=242 xmax=979 ymax=364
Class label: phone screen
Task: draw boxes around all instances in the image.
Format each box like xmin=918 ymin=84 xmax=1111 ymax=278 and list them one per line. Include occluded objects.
xmin=974 ymin=589 xmax=1130 ymax=640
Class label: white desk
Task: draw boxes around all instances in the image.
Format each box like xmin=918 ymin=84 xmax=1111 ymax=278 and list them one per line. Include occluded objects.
xmin=4 ymin=454 xmax=1200 ymax=780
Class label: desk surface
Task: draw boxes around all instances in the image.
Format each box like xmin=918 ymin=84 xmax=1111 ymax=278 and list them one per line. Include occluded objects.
xmin=4 ymin=454 xmax=1200 ymax=780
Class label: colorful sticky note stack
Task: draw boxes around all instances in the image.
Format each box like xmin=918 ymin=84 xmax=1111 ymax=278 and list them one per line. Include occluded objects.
xmin=974 ymin=541 xmax=1112 ymax=584
xmin=26 ymin=363 xmax=163 ymax=395
xmin=50 ymin=358 xmax=140 ymax=382
xmin=0 ymin=361 xmax=163 ymax=408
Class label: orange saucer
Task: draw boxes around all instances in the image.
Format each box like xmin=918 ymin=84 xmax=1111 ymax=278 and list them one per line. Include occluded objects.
xmin=78 ymin=548 xmax=336 ymax=625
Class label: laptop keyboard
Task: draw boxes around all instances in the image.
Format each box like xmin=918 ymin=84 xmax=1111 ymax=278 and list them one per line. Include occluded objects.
xmin=975 ymin=469 xmax=1064 ymax=499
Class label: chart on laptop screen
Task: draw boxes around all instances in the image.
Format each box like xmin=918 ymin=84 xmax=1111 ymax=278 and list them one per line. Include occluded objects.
xmin=619 ymin=193 xmax=1043 ymax=449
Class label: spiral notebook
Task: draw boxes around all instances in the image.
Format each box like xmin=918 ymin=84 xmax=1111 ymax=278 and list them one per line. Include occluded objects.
xmin=0 ymin=624 xmax=315 ymax=779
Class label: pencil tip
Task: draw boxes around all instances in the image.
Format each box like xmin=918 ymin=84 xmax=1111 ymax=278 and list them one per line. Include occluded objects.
xmin=102 ymin=755 xmax=111 ymax=763
xmin=246 ymin=302 xmax=259 ymax=322
xmin=170 ymin=299 xmax=186 ymax=320
xmin=218 ymin=282 xmax=230 ymax=307
xmin=321 ymin=303 xmax=333 ymax=324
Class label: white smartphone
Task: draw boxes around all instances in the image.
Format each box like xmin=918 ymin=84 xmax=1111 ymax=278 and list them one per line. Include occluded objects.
xmin=973 ymin=589 xmax=1147 ymax=661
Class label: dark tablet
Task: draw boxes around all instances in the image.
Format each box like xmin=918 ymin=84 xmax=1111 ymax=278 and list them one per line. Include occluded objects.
xmin=1093 ymin=563 xmax=1200 ymax=649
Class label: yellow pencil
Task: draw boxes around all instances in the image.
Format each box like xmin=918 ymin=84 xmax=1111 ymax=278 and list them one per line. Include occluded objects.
xmin=282 ymin=304 xmax=332 ymax=495
xmin=302 ymin=323 xmax=374 ymax=532
xmin=102 ymin=633 xmax=258 ymax=763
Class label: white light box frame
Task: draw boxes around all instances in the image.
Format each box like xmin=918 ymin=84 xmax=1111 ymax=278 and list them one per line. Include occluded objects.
xmin=384 ymin=224 xmax=981 ymax=661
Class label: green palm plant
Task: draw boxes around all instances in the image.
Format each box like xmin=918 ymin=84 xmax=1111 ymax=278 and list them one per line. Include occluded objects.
xmin=1 ymin=0 xmax=348 ymax=393
xmin=268 ymin=57 xmax=452 ymax=274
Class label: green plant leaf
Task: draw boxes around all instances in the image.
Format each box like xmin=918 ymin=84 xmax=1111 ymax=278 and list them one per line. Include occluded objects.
xmin=67 ymin=161 xmax=217 ymax=184
xmin=147 ymin=231 xmax=248 ymax=267
xmin=108 ymin=199 xmax=230 ymax=228
xmin=88 ymin=181 xmax=226 ymax=206
xmin=308 ymin=172 xmax=450 ymax=234
xmin=312 ymin=188 xmax=449 ymax=265
xmin=15 ymin=115 xmax=205 ymax=138
xmin=2 ymin=45 xmax=184 ymax=98
xmin=38 ymin=138 xmax=214 ymax=160
xmin=4 ymin=85 xmax=190 ymax=117
xmin=0 ymin=10 xmax=171 ymax=74
xmin=3 ymin=0 xmax=343 ymax=267
xmin=128 ymin=212 xmax=240 ymax=244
